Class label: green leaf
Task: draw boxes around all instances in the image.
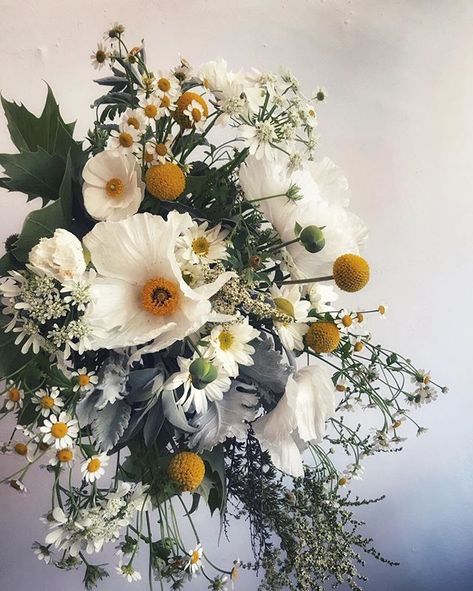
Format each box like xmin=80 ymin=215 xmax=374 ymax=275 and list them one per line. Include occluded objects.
xmin=12 ymin=153 xmax=73 ymax=261
xmin=0 ymin=148 xmax=65 ymax=203
xmin=1 ymin=85 xmax=75 ymax=154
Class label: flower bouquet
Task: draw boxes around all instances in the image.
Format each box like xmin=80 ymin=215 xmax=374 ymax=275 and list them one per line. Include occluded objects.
xmin=0 ymin=23 xmax=446 ymax=591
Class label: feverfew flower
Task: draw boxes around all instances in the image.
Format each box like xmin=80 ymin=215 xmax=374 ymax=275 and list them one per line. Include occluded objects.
xmin=183 ymin=99 xmax=207 ymax=130
xmin=335 ymin=309 xmax=356 ymax=334
xmin=177 ymin=221 xmax=229 ymax=265
xmin=240 ymin=121 xmax=277 ymax=160
xmin=185 ymin=543 xmax=203 ymax=575
xmin=116 ymin=562 xmax=142 ymax=583
xmin=81 ymin=454 xmax=109 ymax=483
xmin=40 ymin=412 xmax=78 ymax=449
xmin=139 ymin=94 xmax=161 ymax=121
xmin=2 ymin=383 xmax=24 ymax=411
xmin=121 ymin=108 xmax=147 ymax=135
xmin=72 ymin=367 xmax=98 ymax=393
xmin=107 ymin=124 xmax=141 ymax=154
xmin=154 ymin=70 xmax=180 ymax=100
xmin=49 ymin=447 xmax=75 ymax=468
xmin=271 ymin=284 xmax=310 ymax=351
xmin=34 ymin=387 xmax=64 ymax=417
xmin=90 ymin=43 xmax=110 ymax=70
xmin=209 ymin=318 xmax=259 ymax=377
xmin=165 ymin=355 xmax=231 ymax=414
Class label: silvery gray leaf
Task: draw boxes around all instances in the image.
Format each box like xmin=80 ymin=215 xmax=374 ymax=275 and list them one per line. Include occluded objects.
xmin=75 ymin=394 xmax=97 ymax=427
xmin=91 ymin=399 xmax=131 ymax=452
xmin=94 ymin=353 xmax=129 ymax=410
xmin=161 ymin=391 xmax=198 ymax=433
xmin=188 ymin=381 xmax=259 ymax=452
xmin=240 ymin=336 xmax=292 ymax=394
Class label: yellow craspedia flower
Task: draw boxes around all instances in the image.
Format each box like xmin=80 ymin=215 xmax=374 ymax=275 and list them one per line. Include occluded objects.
xmin=305 ymin=322 xmax=340 ymax=353
xmin=168 ymin=451 xmax=205 ymax=492
xmin=145 ymin=163 xmax=185 ymax=201
xmin=174 ymin=92 xmax=209 ymax=129
xmin=333 ymin=254 xmax=370 ymax=292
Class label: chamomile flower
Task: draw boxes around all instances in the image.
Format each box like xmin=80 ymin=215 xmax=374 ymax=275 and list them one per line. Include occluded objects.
xmin=32 ymin=542 xmax=52 ymax=564
xmin=335 ymin=309 xmax=355 ymax=334
xmin=139 ymin=94 xmax=161 ymax=121
xmin=40 ymin=412 xmax=78 ymax=449
xmin=378 ymin=304 xmax=388 ymax=318
xmin=2 ymin=383 xmax=24 ymax=410
xmin=142 ymin=137 xmax=174 ymax=165
xmin=81 ymin=453 xmax=109 ymax=483
xmin=121 ymin=109 xmax=147 ymax=135
xmin=177 ymin=221 xmax=229 ymax=265
xmin=271 ymin=285 xmax=310 ymax=351
xmin=107 ymin=125 xmax=141 ymax=154
xmin=116 ymin=561 xmax=142 ymax=583
xmin=34 ymin=387 xmax=64 ymax=417
xmin=12 ymin=439 xmax=36 ymax=463
xmin=240 ymin=121 xmax=277 ymax=160
xmin=183 ymin=100 xmax=207 ymax=130
xmin=154 ymin=70 xmax=180 ymax=100
xmin=185 ymin=543 xmax=203 ymax=575
xmin=166 ymin=355 xmax=231 ymax=414
xmin=49 ymin=447 xmax=75 ymax=468
xmin=90 ymin=43 xmax=110 ymax=70
xmin=72 ymin=367 xmax=99 ymax=393
xmin=209 ymin=318 xmax=259 ymax=377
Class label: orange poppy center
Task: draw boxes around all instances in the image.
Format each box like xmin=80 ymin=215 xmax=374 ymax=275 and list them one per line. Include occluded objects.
xmin=141 ymin=277 xmax=181 ymax=316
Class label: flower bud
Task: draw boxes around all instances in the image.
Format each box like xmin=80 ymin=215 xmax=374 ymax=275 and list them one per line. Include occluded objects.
xmin=189 ymin=358 xmax=218 ymax=389
xmin=299 ymin=225 xmax=325 ymax=253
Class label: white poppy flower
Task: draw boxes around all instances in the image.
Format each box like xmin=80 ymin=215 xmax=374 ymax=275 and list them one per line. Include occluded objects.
xmin=82 ymin=150 xmax=144 ymax=222
xmin=82 ymin=212 xmax=234 ymax=352
xmin=253 ymin=365 xmax=336 ymax=477
xmin=239 ymin=154 xmax=368 ymax=277
xmin=29 ymin=229 xmax=86 ymax=282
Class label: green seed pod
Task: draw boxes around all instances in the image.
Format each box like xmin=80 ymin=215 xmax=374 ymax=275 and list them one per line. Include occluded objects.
xmin=299 ymin=225 xmax=325 ymax=253
xmin=189 ymin=358 xmax=218 ymax=389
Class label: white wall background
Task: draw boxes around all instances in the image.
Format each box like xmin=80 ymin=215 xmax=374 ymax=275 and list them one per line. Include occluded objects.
xmin=0 ymin=1 xmax=472 ymax=590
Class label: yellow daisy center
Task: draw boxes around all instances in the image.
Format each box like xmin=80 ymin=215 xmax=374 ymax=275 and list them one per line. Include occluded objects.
xmin=378 ymin=305 xmax=386 ymax=315
xmin=341 ymin=315 xmax=352 ymax=327
xmin=8 ymin=388 xmax=21 ymax=402
xmin=190 ymin=550 xmax=200 ymax=565
xmin=127 ymin=116 xmax=140 ymax=129
xmin=218 ymin=330 xmax=234 ymax=351
xmin=105 ymin=178 xmax=125 ymax=198
xmin=57 ymin=449 xmax=73 ymax=463
xmin=338 ymin=476 xmax=348 ymax=486
xmin=157 ymin=77 xmax=171 ymax=92
xmin=141 ymin=278 xmax=181 ymax=316
xmin=40 ymin=395 xmax=55 ymax=409
xmin=192 ymin=236 xmax=210 ymax=256
xmin=161 ymin=95 xmax=171 ymax=108
xmin=78 ymin=374 xmax=90 ymax=387
xmin=119 ymin=132 xmax=134 ymax=148
xmin=51 ymin=422 xmax=68 ymax=439
xmin=144 ymin=104 xmax=158 ymax=118
xmin=273 ymin=297 xmax=295 ymax=318
xmin=155 ymin=143 xmax=168 ymax=157
xmin=354 ymin=341 xmax=364 ymax=352
xmin=356 ymin=312 xmax=364 ymax=323
xmin=14 ymin=443 xmax=28 ymax=456
xmin=191 ymin=107 xmax=202 ymax=122
xmin=87 ymin=458 xmax=102 ymax=473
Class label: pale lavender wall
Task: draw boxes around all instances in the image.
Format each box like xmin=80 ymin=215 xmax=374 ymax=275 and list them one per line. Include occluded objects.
xmin=0 ymin=1 xmax=472 ymax=590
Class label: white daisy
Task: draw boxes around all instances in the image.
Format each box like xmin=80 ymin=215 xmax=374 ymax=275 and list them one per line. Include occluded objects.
xmin=34 ymin=387 xmax=64 ymax=417
xmin=335 ymin=309 xmax=355 ymax=334
xmin=183 ymin=100 xmax=207 ymax=130
xmin=82 ymin=212 xmax=234 ymax=353
xmin=139 ymin=94 xmax=161 ymax=121
xmin=2 ymin=383 xmax=24 ymax=411
xmin=107 ymin=124 xmax=141 ymax=154
xmin=12 ymin=439 xmax=36 ymax=463
xmin=116 ymin=562 xmax=142 ymax=583
xmin=209 ymin=318 xmax=259 ymax=377
xmin=378 ymin=304 xmax=388 ymax=318
xmin=143 ymin=137 xmax=174 ymax=165
xmin=81 ymin=453 xmax=109 ymax=483
xmin=177 ymin=221 xmax=228 ymax=265
xmin=239 ymin=121 xmax=277 ymax=160
xmin=165 ymin=355 xmax=231 ymax=415
xmin=40 ymin=412 xmax=78 ymax=449
xmin=49 ymin=447 xmax=75 ymax=468
xmin=154 ymin=70 xmax=180 ymax=99
xmin=90 ymin=43 xmax=110 ymax=70
xmin=72 ymin=367 xmax=99 ymax=393
xmin=120 ymin=109 xmax=147 ymax=135
xmin=304 ymin=283 xmax=338 ymax=312
xmin=82 ymin=150 xmax=144 ymax=222
xmin=271 ymin=285 xmax=310 ymax=351
xmin=185 ymin=543 xmax=203 ymax=575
